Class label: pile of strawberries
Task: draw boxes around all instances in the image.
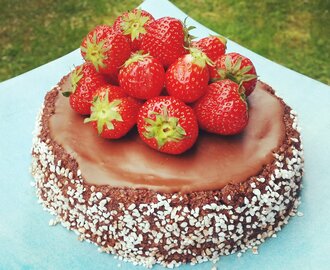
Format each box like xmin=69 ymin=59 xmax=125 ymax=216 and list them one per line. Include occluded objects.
xmin=63 ymin=9 xmax=257 ymax=155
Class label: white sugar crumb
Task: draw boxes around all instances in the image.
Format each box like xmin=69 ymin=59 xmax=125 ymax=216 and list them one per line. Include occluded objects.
xmin=211 ymin=264 xmax=217 ymax=270
xmin=96 ymin=192 xmax=103 ymax=200
xmin=252 ymin=246 xmax=259 ymax=255
xmin=257 ymin=177 xmax=265 ymax=183
xmin=48 ymin=218 xmax=59 ymax=226
xmin=297 ymin=211 xmax=304 ymax=217
xmin=212 ymin=257 xmax=219 ymax=264
xmin=252 ymin=189 xmax=261 ymax=197
xmin=237 ymin=252 xmax=242 ymax=258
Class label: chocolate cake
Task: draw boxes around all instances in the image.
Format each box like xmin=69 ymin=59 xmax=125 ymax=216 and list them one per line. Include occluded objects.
xmin=31 ymin=73 xmax=304 ymax=268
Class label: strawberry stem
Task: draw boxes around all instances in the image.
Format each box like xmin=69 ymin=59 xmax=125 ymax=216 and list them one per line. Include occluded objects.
xmin=143 ymin=106 xmax=186 ymax=148
xmin=183 ymin=17 xmax=196 ymax=47
xmin=121 ymin=9 xmax=150 ymax=41
xmin=215 ymin=35 xmax=227 ymax=47
xmin=123 ymin=51 xmax=149 ymax=67
xmin=81 ymin=33 xmax=108 ymax=72
xmin=84 ymin=92 xmax=123 ymax=134
xmin=189 ymin=47 xmax=214 ymax=68
xmin=216 ymin=55 xmax=257 ymax=86
xmin=62 ymin=66 xmax=83 ymax=97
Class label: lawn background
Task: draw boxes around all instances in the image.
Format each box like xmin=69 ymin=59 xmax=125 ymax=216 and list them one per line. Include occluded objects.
xmin=0 ymin=0 xmax=329 ymax=85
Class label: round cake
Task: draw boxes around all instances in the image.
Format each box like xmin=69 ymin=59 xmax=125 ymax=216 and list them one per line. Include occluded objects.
xmin=31 ymin=73 xmax=304 ymax=267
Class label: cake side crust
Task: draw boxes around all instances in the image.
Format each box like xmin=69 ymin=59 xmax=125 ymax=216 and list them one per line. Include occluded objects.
xmin=31 ymin=78 xmax=304 ymax=268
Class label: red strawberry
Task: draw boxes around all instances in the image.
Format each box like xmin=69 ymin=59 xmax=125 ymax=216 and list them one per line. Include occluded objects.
xmin=104 ymin=72 xmax=120 ymax=86
xmin=137 ymin=96 xmax=198 ymax=155
xmin=194 ymin=79 xmax=248 ymax=135
xmin=192 ymin=35 xmax=227 ymax=81
xmin=212 ymin=52 xmax=257 ymax=96
xmin=118 ymin=52 xmax=165 ymax=100
xmin=165 ymin=47 xmax=212 ymax=103
xmin=84 ymin=91 xmax=141 ymax=139
xmin=94 ymin=84 xmax=127 ymax=101
xmin=113 ymin=9 xmax=155 ymax=51
xmin=62 ymin=62 xmax=107 ymax=115
xmin=140 ymin=17 xmax=187 ymax=68
xmin=80 ymin=25 xmax=131 ymax=76
xmin=192 ymin=35 xmax=227 ymax=62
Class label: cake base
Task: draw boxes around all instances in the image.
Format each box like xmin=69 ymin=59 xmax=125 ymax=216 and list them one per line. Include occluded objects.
xmin=31 ymin=79 xmax=304 ymax=268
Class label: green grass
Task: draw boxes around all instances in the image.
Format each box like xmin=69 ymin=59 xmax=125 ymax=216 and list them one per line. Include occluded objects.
xmin=0 ymin=0 xmax=140 ymax=81
xmin=0 ymin=0 xmax=329 ymax=85
xmin=172 ymin=0 xmax=330 ymax=85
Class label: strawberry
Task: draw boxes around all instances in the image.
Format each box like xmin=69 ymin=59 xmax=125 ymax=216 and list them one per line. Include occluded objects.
xmin=192 ymin=35 xmax=227 ymax=62
xmin=80 ymin=25 xmax=131 ymax=76
xmin=140 ymin=17 xmax=187 ymax=68
xmin=94 ymin=84 xmax=127 ymax=101
xmin=62 ymin=62 xmax=107 ymax=115
xmin=212 ymin=52 xmax=257 ymax=96
xmin=118 ymin=51 xmax=165 ymax=100
xmin=165 ymin=47 xmax=212 ymax=103
xmin=137 ymin=96 xmax=198 ymax=155
xmin=84 ymin=90 xmax=141 ymax=139
xmin=113 ymin=9 xmax=155 ymax=51
xmin=192 ymin=35 xmax=227 ymax=81
xmin=104 ymin=72 xmax=120 ymax=86
xmin=194 ymin=79 xmax=248 ymax=135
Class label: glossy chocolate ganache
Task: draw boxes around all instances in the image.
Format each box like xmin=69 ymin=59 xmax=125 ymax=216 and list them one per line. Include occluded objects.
xmin=50 ymin=79 xmax=285 ymax=193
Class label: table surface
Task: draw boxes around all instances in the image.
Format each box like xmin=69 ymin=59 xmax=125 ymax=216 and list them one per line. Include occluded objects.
xmin=1 ymin=0 xmax=330 ymax=269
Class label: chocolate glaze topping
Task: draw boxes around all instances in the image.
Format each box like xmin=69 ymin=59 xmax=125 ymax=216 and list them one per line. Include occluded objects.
xmin=50 ymin=81 xmax=285 ymax=193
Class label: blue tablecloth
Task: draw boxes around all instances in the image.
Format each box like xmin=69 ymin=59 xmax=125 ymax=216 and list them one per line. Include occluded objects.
xmin=1 ymin=0 xmax=330 ymax=269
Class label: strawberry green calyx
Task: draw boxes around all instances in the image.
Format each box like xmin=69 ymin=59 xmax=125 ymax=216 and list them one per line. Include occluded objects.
xmin=62 ymin=66 xmax=83 ymax=97
xmin=183 ymin=17 xmax=196 ymax=47
xmin=239 ymin=88 xmax=247 ymax=102
xmin=214 ymin=35 xmax=227 ymax=47
xmin=121 ymin=9 xmax=150 ymax=41
xmin=84 ymin=92 xmax=123 ymax=134
xmin=143 ymin=106 xmax=186 ymax=149
xmin=81 ymin=33 xmax=109 ymax=72
xmin=189 ymin=47 xmax=214 ymax=68
xmin=123 ymin=51 xmax=149 ymax=67
xmin=217 ymin=55 xmax=257 ymax=84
